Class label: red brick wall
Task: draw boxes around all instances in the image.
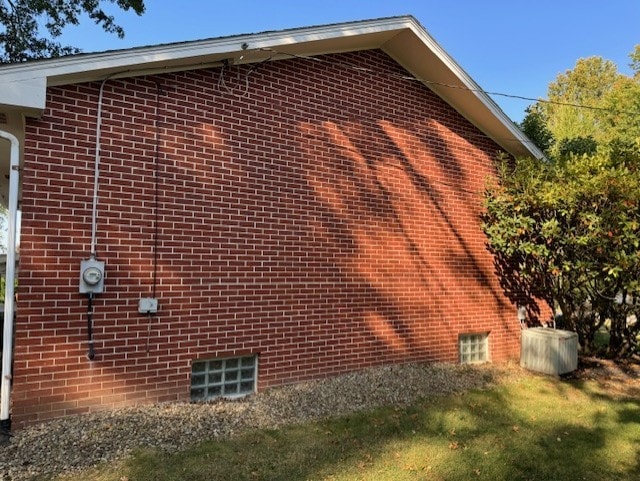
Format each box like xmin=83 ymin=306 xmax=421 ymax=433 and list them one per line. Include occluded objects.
xmin=13 ymin=50 xmax=522 ymax=427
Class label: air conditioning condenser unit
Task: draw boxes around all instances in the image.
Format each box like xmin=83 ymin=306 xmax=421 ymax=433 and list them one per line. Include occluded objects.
xmin=520 ymin=327 xmax=578 ymax=376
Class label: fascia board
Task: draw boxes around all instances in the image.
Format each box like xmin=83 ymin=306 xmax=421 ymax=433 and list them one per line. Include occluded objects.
xmin=0 ymin=17 xmax=409 ymax=115
xmin=0 ymin=17 xmax=412 ymax=88
xmin=0 ymin=75 xmax=46 ymax=115
xmin=0 ymin=15 xmax=540 ymax=159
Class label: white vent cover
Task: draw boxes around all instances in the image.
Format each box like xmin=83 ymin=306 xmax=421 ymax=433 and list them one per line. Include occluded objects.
xmin=521 ymin=327 xmax=578 ymax=375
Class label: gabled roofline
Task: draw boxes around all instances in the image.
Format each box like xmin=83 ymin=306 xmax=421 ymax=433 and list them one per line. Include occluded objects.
xmin=0 ymin=15 xmax=542 ymax=159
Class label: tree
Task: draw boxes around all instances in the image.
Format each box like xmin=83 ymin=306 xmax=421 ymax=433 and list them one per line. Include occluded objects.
xmin=483 ymin=148 xmax=640 ymax=359
xmin=544 ymin=56 xmax=620 ymax=143
xmin=599 ymin=75 xmax=640 ymax=146
xmin=501 ymin=45 xmax=640 ymax=359
xmin=630 ymin=44 xmax=640 ymax=78
xmin=519 ymin=104 xmax=554 ymax=155
xmin=0 ymin=0 xmax=145 ymax=63
xmin=520 ymin=46 xmax=640 ymax=156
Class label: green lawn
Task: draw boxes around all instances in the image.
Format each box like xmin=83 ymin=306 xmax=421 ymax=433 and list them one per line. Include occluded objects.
xmin=58 ymin=373 xmax=640 ymax=481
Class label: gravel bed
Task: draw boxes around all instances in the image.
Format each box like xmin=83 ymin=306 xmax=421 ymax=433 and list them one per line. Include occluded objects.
xmin=0 ymin=361 xmax=523 ymax=481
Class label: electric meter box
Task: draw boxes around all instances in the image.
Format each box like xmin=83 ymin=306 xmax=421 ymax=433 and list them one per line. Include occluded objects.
xmin=79 ymin=258 xmax=105 ymax=294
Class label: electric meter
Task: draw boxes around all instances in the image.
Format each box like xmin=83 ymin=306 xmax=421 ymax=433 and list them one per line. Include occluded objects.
xmin=79 ymin=259 xmax=105 ymax=294
xmin=82 ymin=266 xmax=103 ymax=285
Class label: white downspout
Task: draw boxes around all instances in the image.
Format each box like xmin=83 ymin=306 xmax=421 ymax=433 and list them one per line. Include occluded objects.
xmin=0 ymin=129 xmax=19 ymax=431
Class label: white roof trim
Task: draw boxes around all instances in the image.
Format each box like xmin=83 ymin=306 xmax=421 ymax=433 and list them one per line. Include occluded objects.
xmin=0 ymin=15 xmax=542 ymax=159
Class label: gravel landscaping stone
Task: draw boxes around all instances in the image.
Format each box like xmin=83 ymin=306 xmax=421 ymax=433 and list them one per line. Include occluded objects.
xmin=0 ymin=361 xmax=523 ymax=481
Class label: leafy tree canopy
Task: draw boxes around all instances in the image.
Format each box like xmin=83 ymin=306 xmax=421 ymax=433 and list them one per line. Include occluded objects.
xmin=520 ymin=45 xmax=640 ymax=156
xmin=487 ymin=45 xmax=640 ymax=360
xmin=519 ymin=104 xmax=553 ymax=155
xmin=546 ymin=56 xmax=619 ymax=142
xmin=483 ymin=147 xmax=640 ymax=359
xmin=0 ymin=0 xmax=145 ymax=63
xmin=630 ymin=44 xmax=640 ymax=78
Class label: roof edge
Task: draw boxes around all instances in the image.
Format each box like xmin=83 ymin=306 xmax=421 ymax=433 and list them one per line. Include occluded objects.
xmin=0 ymin=16 xmax=416 ymax=84
xmin=390 ymin=19 xmax=543 ymax=159
xmin=0 ymin=15 xmax=542 ymax=159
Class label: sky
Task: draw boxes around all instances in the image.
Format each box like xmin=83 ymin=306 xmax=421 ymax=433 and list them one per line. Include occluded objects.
xmin=41 ymin=0 xmax=640 ymax=123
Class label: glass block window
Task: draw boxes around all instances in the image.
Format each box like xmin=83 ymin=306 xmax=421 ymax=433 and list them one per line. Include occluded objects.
xmin=459 ymin=333 xmax=489 ymax=364
xmin=191 ymin=356 xmax=257 ymax=401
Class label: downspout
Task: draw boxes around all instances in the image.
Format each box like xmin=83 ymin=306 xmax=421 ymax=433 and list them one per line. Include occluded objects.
xmin=0 ymin=129 xmax=20 ymax=434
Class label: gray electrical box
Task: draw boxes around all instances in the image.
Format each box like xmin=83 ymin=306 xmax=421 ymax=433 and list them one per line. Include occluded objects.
xmin=138 ymin=297 xmax=158 ymax=314
xmin=521 ymin=327 xmax=578 ymax=375
xmin=79 ymin=258 xmax=105 ymax=294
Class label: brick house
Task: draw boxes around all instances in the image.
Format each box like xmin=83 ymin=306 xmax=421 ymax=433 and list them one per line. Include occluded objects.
xmin=0 ymin=16 xmax=542 ymax=430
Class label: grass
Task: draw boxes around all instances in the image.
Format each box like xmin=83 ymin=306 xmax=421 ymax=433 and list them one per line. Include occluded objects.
xmin=56 ymin=373 xmax=640 ymax=481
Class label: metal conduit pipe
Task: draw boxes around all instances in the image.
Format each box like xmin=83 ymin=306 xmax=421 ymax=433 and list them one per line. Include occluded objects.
xmin=0 ymin=129 xmax=20 ymax=434
xmin=91 ymin=76 xmax=110 ymax=258
xmin=81 ymin=75 xmax=112 ymax=362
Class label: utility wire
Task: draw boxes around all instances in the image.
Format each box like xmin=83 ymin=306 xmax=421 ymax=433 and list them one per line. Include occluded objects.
xmin=259 ymin=48 xmax=636 ymax=116
xmin=217 ymin=48 xmax=545 ymax=150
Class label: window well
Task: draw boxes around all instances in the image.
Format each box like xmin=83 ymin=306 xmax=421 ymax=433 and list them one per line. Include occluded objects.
xmin=459 ymin=333 xmax=489 ymax=364
xmin=191 ymin=355 xmax=257 ymax=401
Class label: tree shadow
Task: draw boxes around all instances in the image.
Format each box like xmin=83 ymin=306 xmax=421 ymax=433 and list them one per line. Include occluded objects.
xmin=13 ymin=49 xmax=526 ymax=427
xmin=113 ymin=368 xmax=639 ymax=481
xmin=486 ymin=246 xmax=550 ymax=325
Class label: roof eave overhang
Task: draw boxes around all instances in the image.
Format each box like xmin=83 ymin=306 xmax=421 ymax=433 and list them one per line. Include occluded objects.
xmin=381 ymin=25 xmax=543 ymax=159
xmin=0 ymin=15 xmax=542 ymax=159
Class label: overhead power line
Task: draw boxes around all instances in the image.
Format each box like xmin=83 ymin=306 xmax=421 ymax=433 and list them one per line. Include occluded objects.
xmin=259 ymin=48 xmax=636 ymax=117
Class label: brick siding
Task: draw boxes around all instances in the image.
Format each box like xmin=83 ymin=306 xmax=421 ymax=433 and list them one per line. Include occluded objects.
xmin=12 ymin=50 xmax=522 ymax=428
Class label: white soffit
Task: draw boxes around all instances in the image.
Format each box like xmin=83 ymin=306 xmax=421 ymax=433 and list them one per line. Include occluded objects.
xmin=381 ymin=23 xmax=541 ymax=159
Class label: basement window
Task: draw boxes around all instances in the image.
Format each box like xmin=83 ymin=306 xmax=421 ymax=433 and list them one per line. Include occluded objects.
xmin=459 ymin=333 xmax=489 ymax=364
xmin=191 ymin=356 xmax=257 ymax=401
